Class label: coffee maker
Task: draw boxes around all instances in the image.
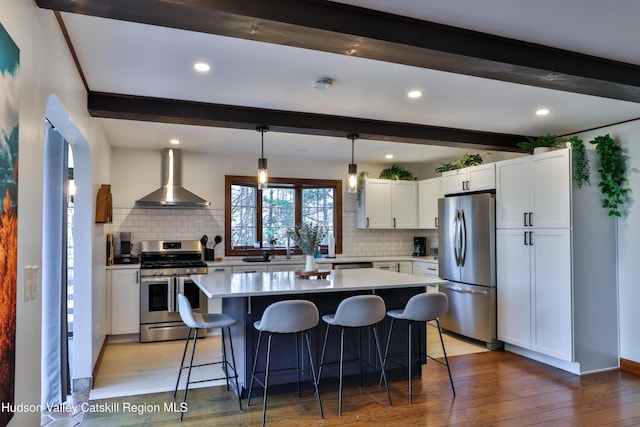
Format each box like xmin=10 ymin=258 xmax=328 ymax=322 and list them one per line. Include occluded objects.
xmin=115 ymin=232 xmax=138 ymax=264
xmin=413 ymin=236 xmax=427 ymax=257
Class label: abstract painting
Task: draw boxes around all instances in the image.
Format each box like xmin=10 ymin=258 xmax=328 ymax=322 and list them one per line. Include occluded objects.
xmin=0 ymin=22 xmax=19 ymax=426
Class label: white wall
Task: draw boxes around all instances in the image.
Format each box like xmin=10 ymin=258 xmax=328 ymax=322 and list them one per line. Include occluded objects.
xmin=109 ymin=147 xmax=438 ymax=257
xmin=576 ymin=120 xmax=640 ymax=363
xmin=1 ymin=3 xmax=112 ymax=425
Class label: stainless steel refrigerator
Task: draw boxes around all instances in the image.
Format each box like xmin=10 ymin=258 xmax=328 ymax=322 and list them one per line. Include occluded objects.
xmin=438 ymin=192 xmax=498 ymax=348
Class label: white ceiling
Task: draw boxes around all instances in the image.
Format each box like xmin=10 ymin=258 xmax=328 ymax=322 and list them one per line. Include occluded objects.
xmin=58 ymin=1 xmax=640 ymax=165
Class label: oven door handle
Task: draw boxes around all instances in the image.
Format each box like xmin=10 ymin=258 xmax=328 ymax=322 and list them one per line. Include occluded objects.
xmin=168 ymin=278 xmax=176 ymax=313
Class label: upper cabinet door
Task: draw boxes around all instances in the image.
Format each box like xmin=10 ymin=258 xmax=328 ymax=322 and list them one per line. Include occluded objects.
xmin=441 ymin=169 xmax=467 ymax=195
xmin=392 ymin=180 xmax=418 ymax=228
xmin=418 ymin=178 xmax=441 ymax=229
xmin=466 ymin=163 xmax=496 ymax=192
xmin=441 ymin=163 xmax=496 ymax=195
xmin=530 ymin=150 xmax=571 ymax=229
xmin=496 ymin=148 xmax=571 ymax=229
xmin=356 ymin=179 xmax=392 ymax=228
xmin=496 ymin=156 xmax=531 ymax=228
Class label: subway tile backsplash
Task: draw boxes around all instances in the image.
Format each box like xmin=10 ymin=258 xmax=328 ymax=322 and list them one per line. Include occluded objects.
xmin=111 ymin=208 xmax=437 ymax=258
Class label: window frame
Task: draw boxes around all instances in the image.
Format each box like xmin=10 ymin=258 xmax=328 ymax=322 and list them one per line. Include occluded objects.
xmin=225 ymin=175 xmax=342 ymax=257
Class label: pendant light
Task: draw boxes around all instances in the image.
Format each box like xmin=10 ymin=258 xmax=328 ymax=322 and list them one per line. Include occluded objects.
xmin=347 ymin=133 xmax=359 ymax=194
xmin=257 ymin=126 xmax=269 ymax=190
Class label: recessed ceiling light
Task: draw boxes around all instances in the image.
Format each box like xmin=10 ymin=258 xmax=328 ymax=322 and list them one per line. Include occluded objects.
xmin=385 ymin=154 xmax=394 ymax=159
xmin=194 ymin=62 xmax=210 ymax=72
xmin=169 ymin=139 xmax=180 ymax=145
xmin=536 ymin=108 xmax=550 ymax=116
xmin=407 ymin=90 xmax=422 ymax=99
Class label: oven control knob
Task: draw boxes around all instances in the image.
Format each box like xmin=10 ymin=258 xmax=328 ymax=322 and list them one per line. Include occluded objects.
xmin=173 ymin=269 xmax=177 ymax=275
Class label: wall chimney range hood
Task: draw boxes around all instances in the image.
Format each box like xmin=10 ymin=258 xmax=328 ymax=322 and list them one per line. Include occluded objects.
xmin=135 ymin=148 xmax=210 ymax=208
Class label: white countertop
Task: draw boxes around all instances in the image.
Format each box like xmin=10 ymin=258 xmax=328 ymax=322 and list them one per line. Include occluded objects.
xmin=206 ymin=255 xmax=438 ymax=267
xmin=104 ymin=256 xmax=438 ymax=270
xmin=191 ymin=268 xmax=447 ymax=298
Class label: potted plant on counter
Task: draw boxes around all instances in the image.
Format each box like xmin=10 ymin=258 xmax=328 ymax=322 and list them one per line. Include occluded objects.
xmin=287 ymin=222 xmax=325 ymax=272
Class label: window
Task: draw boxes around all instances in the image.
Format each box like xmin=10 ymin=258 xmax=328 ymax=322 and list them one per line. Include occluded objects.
xmin=225 ymin=176 xmax=342 ymax=256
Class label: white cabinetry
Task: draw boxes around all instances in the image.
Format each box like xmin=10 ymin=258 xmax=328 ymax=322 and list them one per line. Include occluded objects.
xmin=496 ymin=150 xmax=570 ymax=229
xmin=496 ymin=148 xmax=618 ymax=374
xmin=413 ymin=260 xmax=439 ymax=293
xmin=356 ymin=179 xmax=417 ymax=229
xmin=497 ymin=228 xmax=571 ymax=359
xmin=232 ymin=265 xmax=268 ymax=273
xmin=267 ymin=263 xmax=305 ymax=272
xmin=442 ymin=163 xmax=495 ymax=195
xmin=373 ymin=261 xmax=412 ymax=274
xmin=373 ymin=261 xmax=399 ymax=272
xmin=398 ymin=261 xmax=413 ymax=274
xmin=205 ymin=266 xmax=231 ymax=314
xmin=418 ymin=178 xmax=441 ymax=229
xmin=110 ymin=268 xmax=140 ymax=335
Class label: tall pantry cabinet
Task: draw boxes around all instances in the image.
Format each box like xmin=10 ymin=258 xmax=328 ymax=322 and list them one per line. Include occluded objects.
xmin=495 ymin=147 xmax=618 ymax=374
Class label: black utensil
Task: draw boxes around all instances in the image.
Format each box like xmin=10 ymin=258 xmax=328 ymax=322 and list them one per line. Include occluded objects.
xmin=200 ymin=235 xmax=208 ymax=247
xmin=212 ymin=235 xmax=222 ymax=248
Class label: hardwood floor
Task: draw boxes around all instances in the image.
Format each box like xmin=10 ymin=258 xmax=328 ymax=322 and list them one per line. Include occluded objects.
xmin=83 ymin=330 xmax=640 ymax=426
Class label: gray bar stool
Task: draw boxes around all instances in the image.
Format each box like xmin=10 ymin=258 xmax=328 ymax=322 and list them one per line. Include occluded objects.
xmin=173 ymin=293 xmax=242 ymax=422
xmin=382 ymin=291 xmax=455 ymax=404
xmin=318 ymin=294 xmax=392 ymax=416
xmin=247 ymin=299 xmax=324 ymax=427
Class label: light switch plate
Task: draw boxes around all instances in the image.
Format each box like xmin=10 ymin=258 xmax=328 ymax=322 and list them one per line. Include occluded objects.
xmin=23 ymin=266 xmax=39 ymax=301
xmin=30 ymin=266 xmax=39 ymax=300
xmin=24 ymin=266 xmax=32 ymax=301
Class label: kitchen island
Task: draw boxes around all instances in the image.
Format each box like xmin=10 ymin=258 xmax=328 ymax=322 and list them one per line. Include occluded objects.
xmin=191 ymin=268 xmax=448 ymax=397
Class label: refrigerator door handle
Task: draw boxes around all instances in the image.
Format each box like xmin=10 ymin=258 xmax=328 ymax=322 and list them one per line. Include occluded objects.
xmin=453 ymin=210 xmax=461 ymax=265
xmin=460 ymin=209 xmax=467 ymax=266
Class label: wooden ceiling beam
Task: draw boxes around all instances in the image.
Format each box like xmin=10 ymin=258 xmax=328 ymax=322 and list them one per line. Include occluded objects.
xmin=38 ymin=0 xmax=640 ymax=102
xmin=88 ymin=92 xmax=528 ymax=151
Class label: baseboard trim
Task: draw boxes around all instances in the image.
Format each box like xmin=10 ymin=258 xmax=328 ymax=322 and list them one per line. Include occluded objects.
xmin=92 ymin=336 xmax=107 ymax=380
xmin=620 ymin=358 xmax=640 ymax=375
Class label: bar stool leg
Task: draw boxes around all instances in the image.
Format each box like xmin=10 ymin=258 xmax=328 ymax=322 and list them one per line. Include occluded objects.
xmin=318 ymin=323 xmax=331 ymax=381
xmin=173 ymin=327 xmax=192 ymax=399
xmin=295 ymin=332 xmax=301 ymax=398
xmin=220 ymin=328 xmax=230 ymax=391
xmin=338 ymin=328 xmax=345 ymax=417
xmin=261 ymin=334 xmax=273 ymax=427
xmin=247 ymin=330 xmax=263 ymax=407
xmin=304 ymin=331 xmax=324 ymax=419
xmin=180 ymin=328 xmax=199 ymax=422
xmin=380 ymin=318 xmax=395 ymax=386
xmin=408 ymin=321 xmax=413 ymax=404
xmin=226 ymin=327 xmax=243 ymax=412
xmin=372 ymin=326 xmax=392 ymax=407
xmin=436 ymin=319 xmax=456 ymax=396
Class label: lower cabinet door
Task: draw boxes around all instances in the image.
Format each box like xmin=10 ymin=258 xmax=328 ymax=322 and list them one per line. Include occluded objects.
xmin=531 ymin=229 xmax=573 ymax=361
xmin=497 ymin=229 xmax=532 ymax=348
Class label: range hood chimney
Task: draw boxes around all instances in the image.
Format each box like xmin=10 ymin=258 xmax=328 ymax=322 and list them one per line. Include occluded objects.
xmin=135 ymin=148 xmax=210 ymax=208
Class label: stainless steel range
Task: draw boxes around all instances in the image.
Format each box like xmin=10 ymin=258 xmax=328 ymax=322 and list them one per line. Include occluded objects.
xmin=139 ymin=240 xmax=209 ymax=343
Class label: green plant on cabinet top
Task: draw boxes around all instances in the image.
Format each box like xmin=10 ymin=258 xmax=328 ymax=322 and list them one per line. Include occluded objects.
xmin=589 ymin=134 xmax=630 ymax=217
xmin=434 ymin=152 xmax=486 ymax=173
xmin=516 ymin=134 xmax=565 ymax=153
xmin=378 ymin=164 xmax=416 ymax=180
